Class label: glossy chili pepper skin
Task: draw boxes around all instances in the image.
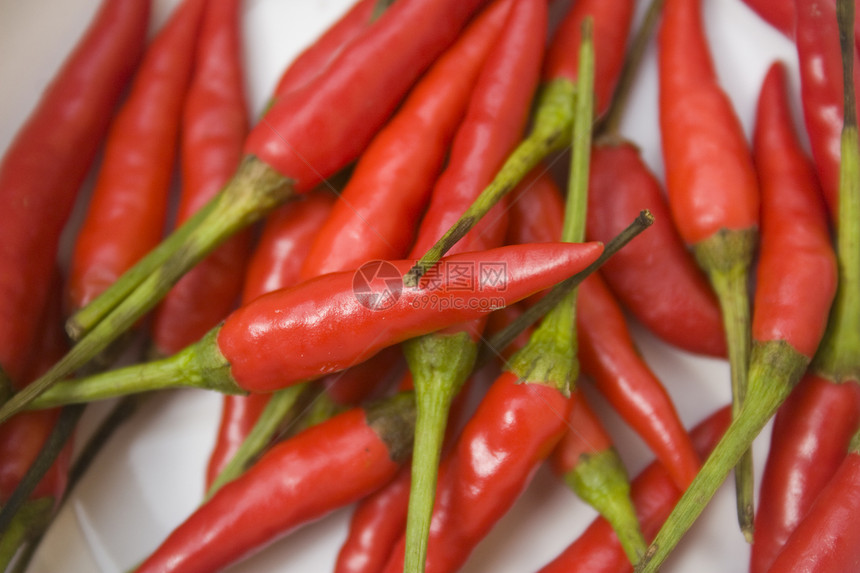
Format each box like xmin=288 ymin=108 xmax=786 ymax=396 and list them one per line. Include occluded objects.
xmin=301 ymin=0 xmax=513 ymax=278
xmin=550 ymin=390 xmax=614 ymax=478
xmin=795 ymin=0 xmax=860 ymax=221
xmin=382 ymin=372 xmax=572 ymax=573
xmin=740 ymin=0 xmax=796 ymax=37
xmin=751 ymin=373 xmax=860 ymax=573
xmin=751 ymin=62 xmax=837 ymax=357
xmin=205 ymin=192 xmax=335 ymax=489
xmin=543 ymin=0 xmax=635 ymax=114
xmin=271 ymin=0 xmax=380 ymax=100
xmin=335 ymin=465 xmax=412 ymax=573
xmin=68 ymin=0 xmax=207 ymax=311
xmin=536 ymin=406 xmax=731 ymax=573
xmin=745 ymin=67 xmax=840 ymax=570
xmin=765 ymin=428 xmax=860 ymax=573
xmin=578 ymin=274 xmax=701 ymax=491
xmin=659 ymin=0 xmax=760 ymax=246
xmin=586 ymin=141 xmax=726 ymax=358
xmin=244 ymin=0 xmax=492 ymax=193
xmin=505 ymin=170 xmax=700 ymax=490
xmin=136 ymin=393 xmax=416 ymax=573
xmin=220 ymin=242 xmax=601 ymax=393
xmin=0 ymin=0 xmax=149 ymax=385
xmin=150 ymin=0 xmax=252 ymax=356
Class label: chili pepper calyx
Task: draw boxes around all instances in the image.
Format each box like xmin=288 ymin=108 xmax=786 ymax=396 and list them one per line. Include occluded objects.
xmin=692 ymin=227 xmax=757 ymax=275
xmin=564 ymin=448 xmax=647 ymax=564
xmin=365 ymin=391 xmax=417 ymax=464
xmin=507 ymin=293 xmax=577 ymax=394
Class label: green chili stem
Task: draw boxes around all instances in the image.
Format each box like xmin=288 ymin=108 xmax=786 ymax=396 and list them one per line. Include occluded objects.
xmin=694 ymin=228 xmax=757 ymax=540
xmin=0 ymin=498 xmax=54 ymax=571
xmin=0 ymin=159 xmax=291 ymax=423
xmin=812 ymin=29 xmax=860 ymax=380
xmin=404 ymin=78 xmax=576 ymax=287
xmin=206 ymin=383 xmax=311 ymax=499
xmin=25 ymin=329 xmax=242 ymax=411
xmin=566 ymin=448 xmax=647 ymax=564
xmin=402 ymin=332 xmax=477 ymax=573
xmin=636 ymin=341 xmax=808 ymax=572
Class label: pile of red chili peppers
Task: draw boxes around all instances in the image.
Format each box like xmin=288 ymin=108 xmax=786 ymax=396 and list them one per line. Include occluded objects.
xmin=1 ymin=0 xmax=859 ymax=572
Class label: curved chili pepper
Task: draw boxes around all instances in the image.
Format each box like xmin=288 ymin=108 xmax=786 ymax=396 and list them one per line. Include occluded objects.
xmin=765 ymin=426 xmax=860 ymax=572
xmin=586 ymin=141 xmax=726 ymax=358
xmin=399 ymin=1 xmax=547 ymax=567
xmin=135 ymin=392 xmax=416 ymax=573
xmin=657 ymin=0 xmax=761 ymax=538
xmin=536 ymin=406 xmax=731 ymax=573
xmin=406 ymin=0 xmax=634 ymax=277
xmin=0 ymin=0 xmax=148 ymax=388
xmin=505 ymin=167 xmax=700 ymax=492
xmin=751 ymin=372 xmax=860 ymax=573
xmin=577 ymin=274 xmax=701 ymax=491
xmin=205 ymin=191 xmax=335 ymax=489
xmin=382 ymin=372 xmax=573 ymax=573
xmin=795 ymin=0 xmax=860 ymax=222
xmin=300 ymin=0 xmax=513 ymax=277
xmin=550 ymin=389 xmax=646 ymax=564
xmin=4 ymin=0 xmax=496 ymax=423
xmin=67 ymin=0 xmax=207 ymax=312
xmin=150 ymin=0 xmax=252 ymax=357
xmin=29 ymin=241 xmax=604 ymax=408
xmin=638 ymin=59 xmax=841 ymax=572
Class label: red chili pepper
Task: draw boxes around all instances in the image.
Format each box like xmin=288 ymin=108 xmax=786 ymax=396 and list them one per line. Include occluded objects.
xmin=751 ymin=372 xmax=860 ymax=573
xmin=543 ymin=0 xmax=634 ymax=116
xmin=270 ymin=0 xmax=383 ymax=101
xmin=67 ymin=0 xmax=207 ymax=312
xmin=745 ymin=61 xmax=845 ymax=573
xmin=578 ymin=274 xmax=701 ymax=491
xmin=549 ymin=389 xmax=646 ymax=564
xmin=149 ymin=0 xmax=252 ymax=357
xmin=399 ymin=1 xmax=547 ymax=567
xmin=205 ymin=191 xmax=335 ymax=489
xmin=765 ymin=425 xmax=860 ymax=572
xmin=505 ymin=167 xmax=701 ymax=492
xmin=0 ymin=271 xmax=72 ymax=564
xmin=401 ymin=0 xmax=634 ymax=277
xmin=795 ymin=0 xmax=860 ymax=221
xmin=335 ymin=466 xmax=412 ymax=573
xmin=586 ymin=141 xmax=726 ymax=358
xmin=536 ymin=406 xmax=731 ymax=573
xmin=638 ymin=58 xmax=841 ymax=572
xmin=300 ymin=0 xmax=513 ymax=277
xmin=658 ymin=0 xmax=760 ymax=537
xmin=0 ymin=0 xmax=148 ymax=386
xmin=740 ymin=0 xmax=860 ymax=53
xmin=382 ymin=372 xmax=572 ymax=573
xmin=30 ymin=241 xmax=603 ymax=407
xmin=6 ymin=0 xmax=497 ymax=424
xmin=135 ymin=392 xmax=416 ymax=573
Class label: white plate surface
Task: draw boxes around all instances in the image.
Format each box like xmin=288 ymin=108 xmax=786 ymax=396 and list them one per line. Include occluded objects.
xmin=0 ymin=0 xmax=800 ymax=571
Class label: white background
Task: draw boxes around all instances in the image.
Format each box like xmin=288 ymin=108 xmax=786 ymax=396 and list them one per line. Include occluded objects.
xmin=0 ymin=0 xmax=800 ymax=571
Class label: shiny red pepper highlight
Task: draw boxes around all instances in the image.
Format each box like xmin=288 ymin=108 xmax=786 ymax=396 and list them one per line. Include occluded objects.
xmin=136 ymin=393 xmax=416 ymax=573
